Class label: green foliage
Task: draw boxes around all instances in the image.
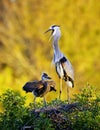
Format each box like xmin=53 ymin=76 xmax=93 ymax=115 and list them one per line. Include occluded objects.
xmin=0 ymin=90 xmax=55 ymax=130
xmin=33 ymin=113 xmax=54 ymax=130
xmin=0 ymin=0 xmax=100 ymax=101
xmin=71 ymin=111 xmax=100 ymax=130
xmin=70 ymin=85 xmax=100 ymax=130
xmin=29 ymin=101 xmax=45 ymax=110
xmin=0 ymin=90 xmax=28 ymax=130
xmin=0 ymin=86 xmax=100 ymax=130
xmin=47 ymin=98 xmax=67 ymax=106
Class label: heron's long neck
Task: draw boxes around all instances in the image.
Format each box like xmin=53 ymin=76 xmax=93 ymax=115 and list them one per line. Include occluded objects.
xmin=52 ymin=39 xmax=61 ymax=55
xmin=52 ymin=38 xmax=63 ymax=63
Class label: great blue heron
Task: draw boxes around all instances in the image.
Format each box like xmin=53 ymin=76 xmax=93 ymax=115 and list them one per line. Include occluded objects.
xmin=23 ymin=79 xmax=56 ymax=107
xmin=45 ymin=25 xmax=74 ymax=103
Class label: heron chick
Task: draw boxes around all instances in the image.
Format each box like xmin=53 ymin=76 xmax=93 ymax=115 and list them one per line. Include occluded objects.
xmin=23 ymin=80 xmax=56 ymax=107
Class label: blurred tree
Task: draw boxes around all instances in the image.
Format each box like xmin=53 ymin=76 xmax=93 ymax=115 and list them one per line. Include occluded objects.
xmin=0 ymin=0 xmax=100 ymax=104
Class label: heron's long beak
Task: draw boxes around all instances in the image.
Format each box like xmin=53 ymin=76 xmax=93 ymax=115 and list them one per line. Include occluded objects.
xmin=44 ymin=29 xmax=54 ymax=41
xmin=44 ymin=29 xmax=53 ymax=34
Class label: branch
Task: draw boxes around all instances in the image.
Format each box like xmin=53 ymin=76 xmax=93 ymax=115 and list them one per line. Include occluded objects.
xmin=31 ymin=102 xmax=78 ymax=115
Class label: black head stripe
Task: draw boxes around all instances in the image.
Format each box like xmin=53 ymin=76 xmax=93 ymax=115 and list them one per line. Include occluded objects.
xmin=43 ymin=73 xmax=48 ymax=76
xmin=51 ymin=25 xmax=60 ymax=28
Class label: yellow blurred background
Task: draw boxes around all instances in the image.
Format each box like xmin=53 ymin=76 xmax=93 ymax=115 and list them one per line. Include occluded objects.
xmin=0 ymin=0 xmax=100 ymax=105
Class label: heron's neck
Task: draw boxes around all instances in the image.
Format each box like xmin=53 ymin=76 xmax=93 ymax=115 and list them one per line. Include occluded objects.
xmin=52 ymin=39 xmax=61 ymax=54
xmin=52 ymin=38 xmax=63 ymax=63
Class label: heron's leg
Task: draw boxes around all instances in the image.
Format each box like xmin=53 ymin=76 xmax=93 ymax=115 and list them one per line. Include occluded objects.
xmin=67 ymin=87 xmax=70 ymax=104
xmin=43 ymin=96 xmax=47 ymax=107
xmin=34 ymin=96 xmax=36 ymax=108
xmin=59 ymin=78 xmax=62 ymax=99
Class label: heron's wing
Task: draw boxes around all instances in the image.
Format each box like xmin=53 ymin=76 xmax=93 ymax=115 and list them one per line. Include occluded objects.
xmin=48 ymin=81 xmax=56 ymax=91
xmin=35 ymin=80 xmax=45 ymax=89
xmin=34 ymin=82 xmax=47 ymax=97
xmin=55 ymin=62 xmax=64 ymax=78
xmin=60 ymin=56 xmax=74 ymax=80
xmin=23 ymin=81 xmax=37 ymax=92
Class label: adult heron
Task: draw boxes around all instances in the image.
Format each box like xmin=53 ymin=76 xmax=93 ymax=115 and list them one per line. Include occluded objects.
xmin=45 ymin=25 xmax=74 ymax=103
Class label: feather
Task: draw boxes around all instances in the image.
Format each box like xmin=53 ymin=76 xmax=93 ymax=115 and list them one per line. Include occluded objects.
xmin=23 ymin=80 xmax=56 ymax=97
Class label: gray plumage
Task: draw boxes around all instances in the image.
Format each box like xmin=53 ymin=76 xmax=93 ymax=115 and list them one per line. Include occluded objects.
xmin=45 ymin=25 xmax=74 ymax=102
